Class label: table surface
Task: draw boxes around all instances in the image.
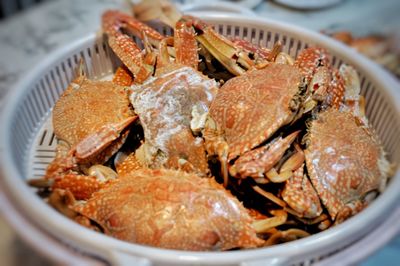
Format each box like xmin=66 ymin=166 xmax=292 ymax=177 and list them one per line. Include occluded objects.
xmin=0 ymin=0 xmax=399 ymax=265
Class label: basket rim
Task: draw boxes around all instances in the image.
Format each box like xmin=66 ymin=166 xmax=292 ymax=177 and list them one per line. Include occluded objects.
xmin=1 ymin=13 xmax=400 ymax=265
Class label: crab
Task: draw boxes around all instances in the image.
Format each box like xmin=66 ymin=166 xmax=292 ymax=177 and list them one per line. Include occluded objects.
xmin=73 ymin=168 xmax=309 ymax=250
xmin=29 ymin=64 xmax=137 ymax=200
xmin=281 ymin=64 xmax=390 ymax=222
xmin=302 ymin=108 xmax=389 ymax=222
xmin=103 ymin=10 xmax=219 ymax=176
xmin=301 ymin=65 xmax=390 ymax=222
xmin=202 ymin=47 xmax=339 ymax=185
xmin=203 ymin=63 xmax=305 ymax=186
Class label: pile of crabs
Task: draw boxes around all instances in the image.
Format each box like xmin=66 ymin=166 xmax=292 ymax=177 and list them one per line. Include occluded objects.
xmin=29 ymin=3 xmax=392 ymax=251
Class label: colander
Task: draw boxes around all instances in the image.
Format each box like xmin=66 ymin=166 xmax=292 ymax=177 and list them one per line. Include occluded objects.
xmin=1 ymin=14 xmax=400 ymax=266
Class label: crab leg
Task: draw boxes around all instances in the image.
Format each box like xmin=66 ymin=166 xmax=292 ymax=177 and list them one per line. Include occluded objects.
xmin=102 ymin=10 xmax=164 ymax=83
xmin=334 ymin=200 xmax=365 ymax=225
xmin=29 ymin=165 xmax=118 ymax=200
xmin=229 ymin=131 xmax=300 ymax=179
xmin=231 ymin=39 xmax=282 ymax=64
xmin=281 ymin=163 xmax=323 ymax=219
xmin=102 ymin=10 xmax=163 ymax=47
xmin=130 ymin=1 xmax=267 ymax=75
xmin=174 ymin=20 xmax=199 ymax=69
xmin=113 ymin=65 xmax=134 ymax=86
xmin=264 ymin=144 xmax=305 ymax=183
xmin=252 ymin=185 xmax=287 ymax=207
xmin=264 ymin=229 xmax=310 ymax=246
xmin=252 ymin=210 xmax=288 ymax=233
xmin=181 ymin=16 xmax=254 ymax=76
xmin=131 ymin=0 xmax=182 ymax=28
xmin=203 ymin=117 xmax=229 ymax=186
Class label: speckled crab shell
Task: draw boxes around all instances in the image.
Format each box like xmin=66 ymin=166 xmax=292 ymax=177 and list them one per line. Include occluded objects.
xmin=52 ymin=76 xmax=135 ymax=164
xmin=74 ymin=168 xmax=263 ymax=251
xmin=304 ymin=108 xmax=389 ymax=220
xmin=208 ymin=63 xmax=303 ymax=161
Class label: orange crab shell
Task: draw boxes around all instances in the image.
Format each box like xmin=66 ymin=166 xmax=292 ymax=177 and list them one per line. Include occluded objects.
xmin=305 ymin=109 xmax=388 ymax=220
xmin=294 ymin=47 xmax=330 ymax=83
xmin=74 ymin=168 xmax=263 ymax=251
xmin=52 ymin=174 xmax=105 ymax=200
xmin=326 ymin=68 xmax=346 ymax=108
xmin=208 ymin=63 xmax=303 ymax=161
xmin=52 ymin=77 xmax=135 ymax=163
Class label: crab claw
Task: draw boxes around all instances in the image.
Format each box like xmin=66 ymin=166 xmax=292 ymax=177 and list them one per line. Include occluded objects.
xmin=174 ymin=20 xmax=199 ymax=70
xmin=29 ymin=165 xmax=118 ymax=200
xmin=282 ymin=163 xmax=323 ymax=219
xmin=181 ymin=15 xmax=254 ymax=76
xmin=325 ymin=68 xmax=346 ymax=109
xmin=113 ymin=65 xmax=134 ymax=86
xmin=294 ymin=47 xmax=331 ymax=84
xmin=102 ymin=10 xmax=164 ymax=83
xmin=52 ymin=174 xmax=104 ymax=200
xmin=230 ymin=131 xmax=300 ymax=179
xmin=73 ymin=116 xmax=138 ymax=162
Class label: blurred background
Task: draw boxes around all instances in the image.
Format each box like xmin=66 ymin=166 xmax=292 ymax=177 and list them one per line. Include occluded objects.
xmin=0 ymin=0 xmax=399 ymax=265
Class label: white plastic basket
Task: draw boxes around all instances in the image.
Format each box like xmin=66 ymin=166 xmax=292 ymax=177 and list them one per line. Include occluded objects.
xmin=1 ymin=14 xmax=400 ymax=266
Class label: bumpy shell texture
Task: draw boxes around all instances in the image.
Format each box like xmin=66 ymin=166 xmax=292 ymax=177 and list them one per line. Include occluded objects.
xmin=53 ymin=77 xmax=134 ymax=147
xmin=305 ymin=109 xmax=389 ymax=219
xmin=75 ymin=168 xmax=263 ymax=251
xmin=208 ymin=64 xmax=302 ymax=161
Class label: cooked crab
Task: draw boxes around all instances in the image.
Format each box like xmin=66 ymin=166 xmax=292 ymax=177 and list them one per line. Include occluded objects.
xmin=29 ymin=65 xmax=137 ymax=200
xmin=103 ymin=10 xmax=219 ymax=176
xmin=302 ymin=106 xmax=390 ymax=222
xmin=282 ymin=64 xmax=390 ymax=222
xmin=203 ymin=63 xmax=305 ymax=186
xmin=73 ymin=168 xmax=309 ymax=250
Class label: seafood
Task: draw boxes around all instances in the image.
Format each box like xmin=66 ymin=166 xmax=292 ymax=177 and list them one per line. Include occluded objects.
xmin=282 ymin=64 xmax=390 ymax=221
xmin=74 ymin=168 xmax=264 ymax=250
xmin=102 ymin=10 xmax=164 ymax=83
xmin=203 ymin=63 xmax=305 ymax=185
xmin=27 ymin=3 xmax=393 ymax=251
xmin=103 ymin=10 xmax=219 ymax=175
xmin=130 ymin=0 xmax=275 ymax=76
xmin=303 ymin=108 xmax=390 ymax=222
xmin=29 ymin=68 xmax=137 ymax=200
